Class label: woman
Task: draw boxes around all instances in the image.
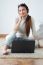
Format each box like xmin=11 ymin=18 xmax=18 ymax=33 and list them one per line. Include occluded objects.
xmin=3 ymin=3 xmax=38 ymax=54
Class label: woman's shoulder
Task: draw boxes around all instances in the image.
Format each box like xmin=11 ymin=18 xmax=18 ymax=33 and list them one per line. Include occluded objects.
xmin=28 ymin=15 xmax=34 ymax=20
xmin=30 ymin=16 xmax=35 ymax=23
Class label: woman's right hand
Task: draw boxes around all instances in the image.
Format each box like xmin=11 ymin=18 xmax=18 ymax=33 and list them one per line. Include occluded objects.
xmin=14 ymin=17 xmax=22 ymax=32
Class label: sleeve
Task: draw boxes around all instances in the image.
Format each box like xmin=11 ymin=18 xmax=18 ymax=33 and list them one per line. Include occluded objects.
xmin=31 ymin=17 xmax=38 ymax=39
xmin=11 ymin=17 xmax=19 ymax=34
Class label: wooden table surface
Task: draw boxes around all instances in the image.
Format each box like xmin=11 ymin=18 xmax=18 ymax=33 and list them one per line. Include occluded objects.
xmin=0 ymin=58 xmax=43 ymax=65
xmin=0 ymin=48 xmax=43 ymax=65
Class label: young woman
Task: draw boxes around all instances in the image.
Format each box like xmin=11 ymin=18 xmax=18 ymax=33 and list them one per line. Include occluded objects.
xmin=3 ymin=3 xmax=38 ymax=54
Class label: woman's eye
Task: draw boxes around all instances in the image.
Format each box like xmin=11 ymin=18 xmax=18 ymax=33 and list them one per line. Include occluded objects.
xmin=19 ymin=10 xmax=21 ymax=12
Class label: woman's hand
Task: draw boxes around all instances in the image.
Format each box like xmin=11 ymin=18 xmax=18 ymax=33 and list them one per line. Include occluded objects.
xmin=14 ymin=17 xmax=22 ymax=32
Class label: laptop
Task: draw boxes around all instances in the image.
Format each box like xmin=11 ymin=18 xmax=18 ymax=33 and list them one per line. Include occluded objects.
xmin=11 ymin=38 xmax=35 ymax=53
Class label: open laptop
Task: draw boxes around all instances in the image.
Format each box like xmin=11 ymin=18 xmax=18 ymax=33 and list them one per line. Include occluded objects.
xmin=11 ymin=39 xmax=35 ymax=53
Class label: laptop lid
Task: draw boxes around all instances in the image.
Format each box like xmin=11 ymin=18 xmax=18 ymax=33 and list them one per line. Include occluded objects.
xmin=11 ymin=39 xmax=35 ymax=53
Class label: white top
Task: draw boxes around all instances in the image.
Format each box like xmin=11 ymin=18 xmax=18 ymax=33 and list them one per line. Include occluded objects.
xmin=13 ymin=16 xmax=37 ymax=39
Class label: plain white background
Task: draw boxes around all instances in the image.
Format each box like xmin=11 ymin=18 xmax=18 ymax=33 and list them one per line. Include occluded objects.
xmin=0 ymin=0 xmax=43 ymax=36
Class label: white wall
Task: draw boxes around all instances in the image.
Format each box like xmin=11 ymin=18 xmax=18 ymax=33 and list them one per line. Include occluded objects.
xmin=0 ymin=0 xmax=43 ymax=34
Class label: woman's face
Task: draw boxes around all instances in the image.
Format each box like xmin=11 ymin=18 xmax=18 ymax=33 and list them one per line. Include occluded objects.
xmin=18 ymin=6 xmax=28 ymax=18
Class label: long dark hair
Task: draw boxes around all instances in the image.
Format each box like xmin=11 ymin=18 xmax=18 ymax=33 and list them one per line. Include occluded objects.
xmin=25 ymin=15 xmax=31 ymax=36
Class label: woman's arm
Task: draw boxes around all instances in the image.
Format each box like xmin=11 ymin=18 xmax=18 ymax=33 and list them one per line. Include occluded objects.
xmin=13 ymin=17 xmax=22 ymax=32
xmin=31 ymin=17 xmax=39 ymax=40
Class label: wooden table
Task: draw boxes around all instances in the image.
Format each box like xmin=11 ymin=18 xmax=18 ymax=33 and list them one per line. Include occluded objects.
xmin=0 ymin=58 xmax=43 ymax=65
xmin=0 ymin=48 xmax=43 ymax=65
xmin=0 ymin=56 xmax=43 ymax=65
